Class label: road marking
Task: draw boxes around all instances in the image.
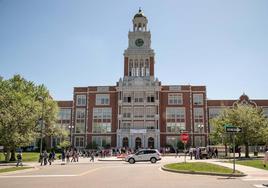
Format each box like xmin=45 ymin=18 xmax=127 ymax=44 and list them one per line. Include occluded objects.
xmin=0 ymin=174 xmax=78 ymax=178
xmin=253 ymin=185 xmax=267 ymax=188
xmin=243 ymin=178 xmax=268 ymax=181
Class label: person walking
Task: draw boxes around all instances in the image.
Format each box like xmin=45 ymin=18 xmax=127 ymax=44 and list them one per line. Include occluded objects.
xmin=40 ymin=152 xmax=44 ymax=166
xmin=48 ymin=151 xmax=53 ymax=165
xmin=90 ymin=152 xmax=95 ymax=162
xmin=16 ymin=151 xmax=23 ymax=167
xmin=43 ymin=150 xmax=48 ymax=166
xmin=264 ymin=150 xmax=268 ymax=167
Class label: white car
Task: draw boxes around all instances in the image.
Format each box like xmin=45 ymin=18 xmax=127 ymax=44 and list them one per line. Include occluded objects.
xmin=125 ymin=149 xmax=161 ymax=164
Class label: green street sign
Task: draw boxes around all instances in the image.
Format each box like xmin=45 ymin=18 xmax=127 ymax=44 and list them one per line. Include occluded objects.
xmin=225 ymin=126 xmax=242 ymax=133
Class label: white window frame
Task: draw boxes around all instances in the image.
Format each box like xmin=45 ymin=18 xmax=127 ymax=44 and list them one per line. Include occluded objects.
xmin=168 ymin=93 xmax=183 ymax=105
xmin=193 ymin=94 xmax=204 ymax=105
xmin=96 ymin=94 xmax=110 ymax=105
xmin=76 ymin=95 xmax=87 ymax=106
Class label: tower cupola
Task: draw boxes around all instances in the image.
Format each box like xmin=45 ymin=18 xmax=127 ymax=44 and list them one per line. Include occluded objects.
xmin=132 ymin=8 xmax=148 ymax=31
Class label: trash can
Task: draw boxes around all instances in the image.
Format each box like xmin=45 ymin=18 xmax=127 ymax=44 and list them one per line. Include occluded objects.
xmin=254 ymin=151 xmax=258 ymax=156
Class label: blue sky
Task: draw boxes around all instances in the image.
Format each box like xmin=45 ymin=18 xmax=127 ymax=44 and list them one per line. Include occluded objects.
xmin=0 ymin=0 xmax=268 ymax=100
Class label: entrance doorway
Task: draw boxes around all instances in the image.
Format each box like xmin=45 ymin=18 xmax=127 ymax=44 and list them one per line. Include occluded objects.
xmin=135 ymin=137 xmax=142 ymax=149
xmin=122 ymin=137 xmax=129 ymax=147
xmin=148 ymin=137 xmax=154 ymax=149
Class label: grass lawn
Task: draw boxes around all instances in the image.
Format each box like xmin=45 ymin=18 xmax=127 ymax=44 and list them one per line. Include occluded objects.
xmin=0 ymin=167 xmax=32 ymax=173
xmin=164 ymin=162 xmax=241 ymax=174
xmin=0 ymin=152 xmax=40 ymax=163
xmin=233 ymin=159 xmax=268 ymax=170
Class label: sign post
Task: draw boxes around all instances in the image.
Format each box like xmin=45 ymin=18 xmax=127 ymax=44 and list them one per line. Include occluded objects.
xmin=180 ymin=132 xmax=189 ymax=163
xmin=224 ymin=125 xmax=242 ymax=174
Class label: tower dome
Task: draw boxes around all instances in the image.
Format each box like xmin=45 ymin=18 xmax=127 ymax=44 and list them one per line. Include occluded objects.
xmin=132 ymin=8 xmax=148 ymax=31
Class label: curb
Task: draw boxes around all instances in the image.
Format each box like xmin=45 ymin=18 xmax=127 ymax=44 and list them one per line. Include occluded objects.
xmin=161 ymin=166 xmax=246 ymax=177
xmin=0 ymin=166 xmax=38 ymax=176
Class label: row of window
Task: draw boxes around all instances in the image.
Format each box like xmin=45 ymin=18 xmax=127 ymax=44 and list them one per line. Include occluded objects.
xmin=75 ymin=93 xmax=204 ymax=106
xmin=75 ymin=136 xmax=111 ymax=148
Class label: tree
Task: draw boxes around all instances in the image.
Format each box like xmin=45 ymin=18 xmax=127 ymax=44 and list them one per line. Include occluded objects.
xmin=210 ymin=104 xmax=268 ymax=158
xmin=0 ymin=75 xmax=59 ymax=162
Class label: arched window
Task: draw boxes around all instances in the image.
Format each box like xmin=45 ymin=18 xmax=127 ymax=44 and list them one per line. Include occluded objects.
xmin=122 ymin=137 xmax=129 ymax=148
xmin=148 ymin=137 xmax=154 ymax=149
xmin=135 ymin=137 xmax=142 ymax=149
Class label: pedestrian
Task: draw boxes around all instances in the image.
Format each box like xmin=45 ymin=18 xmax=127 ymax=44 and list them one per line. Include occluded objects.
xmin=61 ymin=149 xmax=66 ymax=163
xmin=189 ymin=148 xmax=193 ymax=160
xmin=40 ymin=152 xmax=44 ymax=166
xmin=90 ymin=152 xmax=95 ymax=162
xmin=175 ymin=148 xmax=179 ymax=158
xmin=263 ymin=150 xmax=268 ymax=167
xmin=48 ymin=151 xmax=53 ymax=165
xmin=16 ymin=151 xmax=23 ymax=167
xmin=43 ymin=150 xmax=48 ymax=165
xmin=215 ymin=148 xmax=218 ymax=158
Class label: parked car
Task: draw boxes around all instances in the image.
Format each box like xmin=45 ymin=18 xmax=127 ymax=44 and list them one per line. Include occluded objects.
xmin=125 ymin=149 xmax=161 ymax=164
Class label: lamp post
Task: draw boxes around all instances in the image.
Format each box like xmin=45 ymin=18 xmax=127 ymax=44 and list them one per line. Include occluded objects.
xmin=68 ymin=125 xmax=74 ymax=146
xmin=198 ymin=124 xmax=204 ymax=146
xmin=38 ymin=96 xmax=45 ymax=157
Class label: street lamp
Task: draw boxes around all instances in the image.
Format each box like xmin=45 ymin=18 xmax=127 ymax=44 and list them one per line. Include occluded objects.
xmin=68 ymin=125 xmax=74 ymax=145
xmin=38 ymin=96 xmax=45 ymax=158
xmin=198 ymin=124 xmax=204 ymax=146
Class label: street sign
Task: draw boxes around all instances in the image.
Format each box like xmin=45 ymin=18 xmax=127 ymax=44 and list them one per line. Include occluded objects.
xmin=225 ymin=126 xmax=242 ymax=133
xmin=180 ymin=133 xmax=189 ymax=142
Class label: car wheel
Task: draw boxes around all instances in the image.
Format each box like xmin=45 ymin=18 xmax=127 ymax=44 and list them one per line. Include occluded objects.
xmin=150 ymin=157 xmax=157 ymax=163
xmin=129 ymin=158 xmax=135 ymax=164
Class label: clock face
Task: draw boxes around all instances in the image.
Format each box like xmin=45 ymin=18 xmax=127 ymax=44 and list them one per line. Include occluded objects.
xmin=135 ymin=38 xmax=144 ymax=47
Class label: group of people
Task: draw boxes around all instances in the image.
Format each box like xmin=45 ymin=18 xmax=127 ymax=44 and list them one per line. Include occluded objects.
xmin=188 ymin=147 xmax=218 ymax=160
xmin=60 ymin=148 xmax=95 ymax=163
xmin=39 ymin=150 xmax=56 ymax=166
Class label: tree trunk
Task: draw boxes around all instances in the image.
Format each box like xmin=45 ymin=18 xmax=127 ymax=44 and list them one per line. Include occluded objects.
xmin=224 ymin=143 xmax=228 ymax=157
xmin=245 ymin=142 xmax=250 ymax=158
xmin=9 ymin=149 xmax=16 ymax=161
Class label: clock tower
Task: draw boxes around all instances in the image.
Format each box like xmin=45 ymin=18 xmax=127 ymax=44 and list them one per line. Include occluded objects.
xmin=117 ymin=9 xmax=160 ymax=150
xmin=123 ymin=8 xmax=155 ymax=78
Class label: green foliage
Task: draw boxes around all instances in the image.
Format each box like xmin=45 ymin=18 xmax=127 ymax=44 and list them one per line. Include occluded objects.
xmin=210 ymin=104 xmax=268 ymax=157
xmin=164 ymin=162 xmax=242 ymax=174
xmin=58 ymin=140 xmax=71 ymax=149
xmin=235 ymin=159 xmax=268 ymax=170
xmin=0 ymin=167 xmax=32 ymax=173
xmin=0 ymin=75 xmax=60 ymax=161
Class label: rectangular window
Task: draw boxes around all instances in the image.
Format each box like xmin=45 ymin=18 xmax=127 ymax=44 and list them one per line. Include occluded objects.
xmin=166 ymin=123 xmax=185 ymax=133
xmin=92 ymin=108 xmax=112 ymax=133
xmin=146 ymin=121 xmax=155 ymax=129
xmin=92 ymin=136 xmax=111 ymax=147
xmin=166 ymin=136 xmax=179 ymax=147
xmin=96 ymin=94 xmax=110 ymax=105
xmin=133 ymin=121 xmax=144 ymax=129
xmin=121 ymin=121 xmax=131 ymax=129
xmin=134 ymin=92 xmax=144 ymax=103
xmin=147 ymin=93 xmax=155 ymax=103
xmin=58 ymin=108 xmax=71 ymax=120
xmin=134 ymin=107 xmax=144 ymax=119
xmin=146 ymin=107 xmax=155 ymax=119
xmin=193 ymin=94 xmax=203 ymax=105
xmin=76 ymin=95 xmax=87 ymax=106
xmin=166 ymin=107 xmax=185 ymax=132
xmin=75 ymin=136 xmax=84 ymax=148
xmin=168 ymin=93 xmax=183 ymax=105
xmin=262 ymin=107 xmax=268 ymax=118
xmin=123 ymin=92 xmax=132 ymax=103
xmin=122 ymin=107 xmax=132 ymax=118
xmin=75 ymin=108 xmax=86 ymax=133
xmin=194 ymin=107 xmax=204 ymax=132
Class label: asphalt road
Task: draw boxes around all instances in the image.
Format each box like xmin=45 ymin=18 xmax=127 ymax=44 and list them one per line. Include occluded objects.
xmin=0 ymin=157 xmax=268 ymax=188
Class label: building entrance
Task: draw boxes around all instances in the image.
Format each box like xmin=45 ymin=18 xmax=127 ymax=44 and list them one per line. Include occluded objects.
xmin=135 ymin=137 xmax=142 ymax=149
xmin=148 ymin=137 xmax=154 ymax=149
